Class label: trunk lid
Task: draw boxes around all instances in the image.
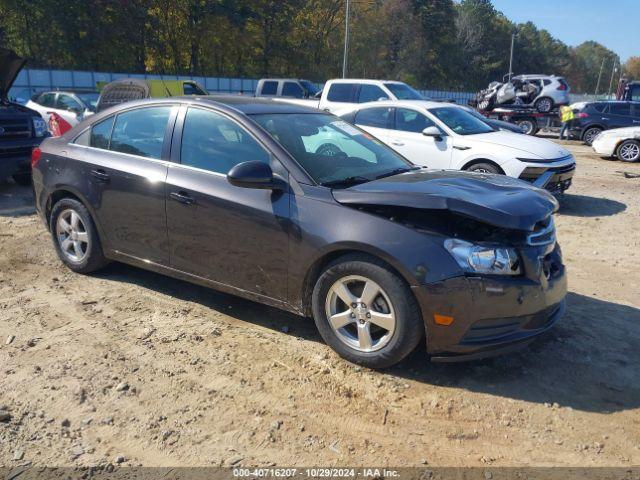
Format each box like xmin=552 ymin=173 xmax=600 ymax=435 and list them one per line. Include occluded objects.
xmin=332 ymin=169 xmax=558 ymax=231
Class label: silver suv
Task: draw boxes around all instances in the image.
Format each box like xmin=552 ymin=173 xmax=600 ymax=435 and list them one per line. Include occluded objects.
xmin=512 ymin=74 xmax=570 ymax=112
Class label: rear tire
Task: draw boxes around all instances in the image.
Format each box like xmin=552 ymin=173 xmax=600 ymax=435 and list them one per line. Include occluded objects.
xmin=616 ymin=139 xmax=640 ymax=162
xmin=466 ymin=162 xmax=501 ymax=174
xmin=50 ymin=198 xmax=109 ymax=273
xmin=582 ymin=127 xmax=602 ymax=145
xmin=515 ymin=118 xmax=537 ymax=135
xmin=311 ymin=254 xmax=423 ymax=369
xmin=12 ymin=173 xmax=32 ymax=186
xmin=534 ymin=97 xmax=553 ymax=113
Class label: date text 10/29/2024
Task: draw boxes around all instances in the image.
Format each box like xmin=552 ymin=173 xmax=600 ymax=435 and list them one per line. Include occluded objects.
xmin=233 ymin=468 xmax=400 ymax=478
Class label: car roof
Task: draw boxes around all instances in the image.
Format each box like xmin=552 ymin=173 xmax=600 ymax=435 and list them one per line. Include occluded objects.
xmin=340 ymin=99 xmax=459 ymax=112
xmin=328 ymin=79 xmax=406 ymax=85
xmin=93 ymin=95 xmax=323 ymax=116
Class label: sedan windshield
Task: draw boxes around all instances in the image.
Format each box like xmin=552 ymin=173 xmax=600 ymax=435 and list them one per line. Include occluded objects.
xmin=251 ymin=113 xmax=414 ymax=187
xmin=429 ymin=107 xmax=494 ymax=135
xmin=384 ymin=82 xmax=423 ymax=100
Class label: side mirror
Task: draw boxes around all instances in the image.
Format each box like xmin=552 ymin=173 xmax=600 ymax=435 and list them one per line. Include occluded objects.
xmin=422 ymin=126 xmax=443 ymax=141
xmin=227 ymin=161 xmax=285 ymax=190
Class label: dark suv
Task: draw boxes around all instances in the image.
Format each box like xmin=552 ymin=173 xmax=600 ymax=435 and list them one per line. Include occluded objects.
xmin=32 ymin=97 xmax=566 ymax=368
xmin=571 ymin=101 xmax=640 ymax=145
xmin=0 ymin=49 xmax=49 ymax=185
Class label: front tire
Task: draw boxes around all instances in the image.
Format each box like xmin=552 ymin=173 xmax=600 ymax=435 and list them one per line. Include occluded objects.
xmin=616 ymin=139 xmax=640 ymax=162
xmin=466 ymin=162 xmax=501 ymax=174
xmin=50 ymin=198 xmax=109 ymax=273
xmin=311 ymin=255 xmax=423 ymax=369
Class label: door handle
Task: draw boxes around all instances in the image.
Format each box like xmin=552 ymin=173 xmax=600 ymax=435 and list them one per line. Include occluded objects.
xmin=390 ymin=140 xmax=405 ymax=146
xmin=601 ymin=117 xmax=609 ymax=120
xmin=170 ymin=191 xmax=195 ymax=205
xmin=90 ymin=169 xmax=110 ymax=182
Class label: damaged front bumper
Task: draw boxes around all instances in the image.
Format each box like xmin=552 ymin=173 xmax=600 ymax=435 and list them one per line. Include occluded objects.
xmin=412 ymin=245 xmax=567 ymax=362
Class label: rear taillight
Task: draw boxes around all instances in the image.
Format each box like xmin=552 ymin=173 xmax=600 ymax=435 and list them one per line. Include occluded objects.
xmin=48 ymin=112 xmax=73 ymax=137
xmin=576 ymin=112 xmax=589 ymax=119
xmin=31 ymin=147 xmax=42 ymax=168
xmin=557 ymin=83 xmax=568 ymax=91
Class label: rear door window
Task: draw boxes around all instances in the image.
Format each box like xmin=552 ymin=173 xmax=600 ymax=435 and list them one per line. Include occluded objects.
xmin=327 ymin=83 xmax=356 ymax=102
xmin=282 ymin=82 xmax=304 ymax=98
xmin=354 ymin=107 xmax=391 ymax=129
xmin=358 ymin=84 xmax=389 ymax=103
xmin=109 ymin=106 xmax=172 ymax=159
xmin=261 ymin=81 xmax=278 ymax=96
xmin=610 ymin=103 xmax=632 ymax=116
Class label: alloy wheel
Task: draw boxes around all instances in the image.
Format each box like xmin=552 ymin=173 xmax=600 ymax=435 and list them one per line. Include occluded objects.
xmin=325 ymin=275 xmax=396 ymax=353
xmin=584 ymin=128 xmax=601 ymax=145
xmin=56 ymin=209 xmax=89 ymax=263
xmin=536 ymin=98 xmax=552 ymax=112
xmin=619 ymin=142 xmax=640 ymax=162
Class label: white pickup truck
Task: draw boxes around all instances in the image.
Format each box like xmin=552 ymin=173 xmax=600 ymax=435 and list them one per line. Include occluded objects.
xmin=255 ymin=78 xmax=425 ymax=113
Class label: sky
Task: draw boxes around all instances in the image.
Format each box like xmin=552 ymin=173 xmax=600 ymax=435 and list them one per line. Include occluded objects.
xmin=490 ymin=0 xmax=638 ymax=62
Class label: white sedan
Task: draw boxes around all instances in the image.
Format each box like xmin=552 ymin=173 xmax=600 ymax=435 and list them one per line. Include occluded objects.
xmin=336 ymin=100 xmax=576 ymax=194
xmin=592 ymin=127 xmax=640 ymax=162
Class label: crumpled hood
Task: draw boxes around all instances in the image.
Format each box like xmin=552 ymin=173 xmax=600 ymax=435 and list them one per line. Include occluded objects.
xmin=463 ymin=131 xmax=571 ymax=162
xmin=0 ymin=49 xmax=26 ymax=101
xmin=332 ymin=170 xmax=558 ymax=231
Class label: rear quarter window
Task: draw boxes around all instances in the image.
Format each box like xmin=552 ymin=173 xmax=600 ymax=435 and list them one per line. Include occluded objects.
xmin=109 ymin=106 xmax=172 ymax=159
xmin=327 ymin=83 xmax=356 ymax=102
xmin=260 ymin=81 xmax=278 ymax=96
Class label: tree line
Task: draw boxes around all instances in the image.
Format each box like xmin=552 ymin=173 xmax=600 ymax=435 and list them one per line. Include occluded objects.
xmin=0 ymin=0 xmax=631 ymax=94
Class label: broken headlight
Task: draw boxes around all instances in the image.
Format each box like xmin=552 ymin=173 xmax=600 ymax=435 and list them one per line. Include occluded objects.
xmin=444 ymin=239 xmax=521 ymax=275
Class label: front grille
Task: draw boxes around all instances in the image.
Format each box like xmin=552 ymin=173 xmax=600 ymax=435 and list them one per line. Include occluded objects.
xmin=0 ymin=146 xmax=33 ymax=159
xmin=0 ymin=118 xmax=32 ymax=139
xmin=461 ymin=303 xmax=562 ymax=344
xmin=547 ymin=163 xmax=576 ymax=174
xmin=527 ymin=216 xmax=556 ymax=246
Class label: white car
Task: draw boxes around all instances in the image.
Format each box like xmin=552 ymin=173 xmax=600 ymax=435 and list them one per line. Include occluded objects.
xmin=591 ymin=127 xmax=640 ymax=162
xmin=25 ymin=91 xmax=98 ymax=127
xmin=336 ymin=100 xmax=576 ymax=194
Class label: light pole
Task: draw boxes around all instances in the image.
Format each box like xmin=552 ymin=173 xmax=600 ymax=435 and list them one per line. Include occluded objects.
xmin=594 ymin=57 xmax=606 ymax=96
xmin=508 ymin=33 xmax=515 ymax=82
xmin=607 ymin=59 xmax=618 ymax=99
xmin=342 ymin=0 xmax=350 ymax=78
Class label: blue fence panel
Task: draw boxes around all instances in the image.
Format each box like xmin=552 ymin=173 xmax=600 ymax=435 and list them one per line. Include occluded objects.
xmin=8 ymin=67 xmax=482 ymax=105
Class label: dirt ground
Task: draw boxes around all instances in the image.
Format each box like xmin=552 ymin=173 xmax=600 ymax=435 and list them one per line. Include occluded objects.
xmin=0 ymin=139 xmax=639 ymax=468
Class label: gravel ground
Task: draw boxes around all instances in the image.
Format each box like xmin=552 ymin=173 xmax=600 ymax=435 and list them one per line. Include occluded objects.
xmin=0 ymin=139 xmax=639 ymax=468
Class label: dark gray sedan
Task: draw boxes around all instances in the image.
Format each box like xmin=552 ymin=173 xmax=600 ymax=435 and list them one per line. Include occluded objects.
xmin=32 ymin=97 xmax=566 ymax=368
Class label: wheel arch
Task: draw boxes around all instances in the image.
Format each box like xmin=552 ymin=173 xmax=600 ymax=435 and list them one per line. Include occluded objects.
xmin=299 ymin=246 xmax=418 ymax=317
xmin=581 ymin=124 xmax=605 ymax=139
xmin=45 ymin=188 xmax=107 ymax=247
xmin=461 ymin=158 xmax=505 ymax=174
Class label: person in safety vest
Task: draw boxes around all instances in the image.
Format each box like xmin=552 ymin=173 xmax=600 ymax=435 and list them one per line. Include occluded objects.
xmin=559 ymin=105 xmax=574 ymax=140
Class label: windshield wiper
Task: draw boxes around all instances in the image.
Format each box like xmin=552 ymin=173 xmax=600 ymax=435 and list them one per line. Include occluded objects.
xmin=375 ymin=166 xmax=422 ymax=180
xmin=321 ymin=176 xmax=371 ymax=188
